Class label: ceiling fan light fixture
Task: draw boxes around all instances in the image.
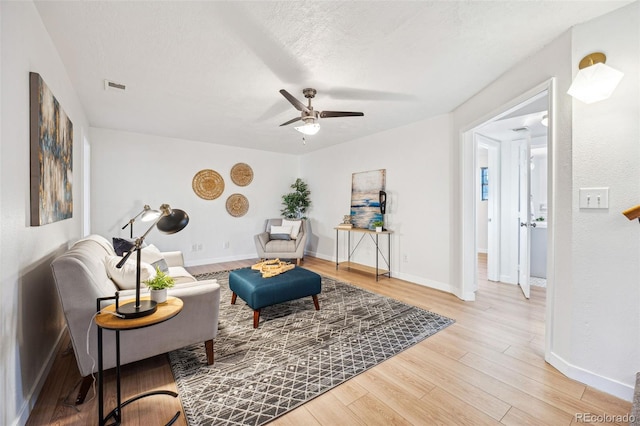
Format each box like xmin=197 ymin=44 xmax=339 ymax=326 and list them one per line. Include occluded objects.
xmin=294 ymin=121 xmax=320 ymax=136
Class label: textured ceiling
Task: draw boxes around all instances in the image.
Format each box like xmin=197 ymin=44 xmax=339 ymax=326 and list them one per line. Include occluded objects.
xmin=34 ymin=1 xmax=629 ymax=154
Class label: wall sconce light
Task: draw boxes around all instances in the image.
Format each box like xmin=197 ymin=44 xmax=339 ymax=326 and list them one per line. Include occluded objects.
xmin=567 ymin=52 xmax=624 ymax=104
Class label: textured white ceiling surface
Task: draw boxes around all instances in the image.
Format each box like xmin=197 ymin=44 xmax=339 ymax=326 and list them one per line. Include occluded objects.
xmin=34 ymin=1 xmax=630 ymax=154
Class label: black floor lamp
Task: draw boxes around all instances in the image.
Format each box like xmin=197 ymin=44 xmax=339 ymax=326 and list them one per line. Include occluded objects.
xmin=115 ymin=204 xmax=189 ymax=319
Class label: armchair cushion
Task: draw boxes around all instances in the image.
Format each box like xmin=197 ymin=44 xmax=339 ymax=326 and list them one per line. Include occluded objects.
xmin=269 ymin=225 xmax=292 ymax=240
xmin=281 ymin=219 xmax=302 ymax=239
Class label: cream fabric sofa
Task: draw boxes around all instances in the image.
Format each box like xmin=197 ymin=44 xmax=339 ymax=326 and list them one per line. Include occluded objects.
xmin=254 ymin=218 xmax=307 ymax=265
xmin=51 ymin=234 xmax=220 ymax=404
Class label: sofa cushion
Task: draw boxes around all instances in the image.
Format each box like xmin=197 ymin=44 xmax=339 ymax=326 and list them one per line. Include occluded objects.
xmin=168 ymin=266 xmax=198 ymax=284
xmin=282 ymin=219 xmax=302 ymax=239
xmin=104 ymin=255 xmax=156 ymax=290
xmin=140 ymin=244 xmax=169 ymax=272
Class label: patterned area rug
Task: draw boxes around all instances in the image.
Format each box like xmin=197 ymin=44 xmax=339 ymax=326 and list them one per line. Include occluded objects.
xmin=169 ymin=270 xmax=454 ymax=426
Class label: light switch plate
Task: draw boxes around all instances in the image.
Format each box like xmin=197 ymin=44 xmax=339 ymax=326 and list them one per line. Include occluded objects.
xmin=579 ymin=187 xmax=609 ymax=209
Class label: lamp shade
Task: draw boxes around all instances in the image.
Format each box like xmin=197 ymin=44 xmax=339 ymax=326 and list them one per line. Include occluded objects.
xmin=157 ymin=209 xmax=189 ymax=234
xmin=295 ymin=122 xmax=320 ymax=135
xmin=567 ymin=62 xmax=624 ymax=104
xmin=141 ymin=207 xmax=161 ymax=222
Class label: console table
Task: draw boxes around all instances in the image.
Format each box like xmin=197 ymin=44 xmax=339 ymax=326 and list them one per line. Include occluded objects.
xmin=96 ymin=296 xmax=183 ymax=426
xmin=335 ymin=227 xmax=392 ymax=281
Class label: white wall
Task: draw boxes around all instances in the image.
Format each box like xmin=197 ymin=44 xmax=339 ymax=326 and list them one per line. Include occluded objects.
xmin=300 ymin=113 xmax=453 ymax=293
xmin=89 ymin=128 xmax=299 ymax=265
xmin=452 ymin=1 xmax=639 ymax=400
xmin=1 ymin=2 xmax=90 ymax=425
xmin=567 ymin=1 xmax=640 ymax=399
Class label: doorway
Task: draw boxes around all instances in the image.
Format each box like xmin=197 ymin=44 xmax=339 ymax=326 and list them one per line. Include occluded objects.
xmin=469 ymin=87 xmax=550 ymax=300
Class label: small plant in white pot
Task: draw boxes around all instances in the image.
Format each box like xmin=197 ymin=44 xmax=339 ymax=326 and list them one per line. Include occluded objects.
xmin=144 ymin=267 xmax=175 ymax=304
xmin=372 ymin=220 xmax=384 ymax=232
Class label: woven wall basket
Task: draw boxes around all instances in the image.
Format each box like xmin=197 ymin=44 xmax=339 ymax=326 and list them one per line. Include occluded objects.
xmin=226 ymin=193 xmax=249 ymax=217
xmin=230 ymin=163 xmax=253 ymax=187
xmin=192 ymin=169 xmax=224 ymax=200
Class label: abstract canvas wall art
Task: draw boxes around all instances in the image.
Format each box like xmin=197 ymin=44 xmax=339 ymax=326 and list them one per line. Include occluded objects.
xmin=351 ymin=169 xmax=385 ymax=229
xmin=29 ymin=72 xmax=73 ymax=226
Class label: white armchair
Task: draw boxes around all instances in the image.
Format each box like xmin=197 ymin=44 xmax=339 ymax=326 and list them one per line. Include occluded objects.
xmin=254 ymin=218 xmax=307 ymax=265
xmin=51 ymin=235 xmax=220 ymax=404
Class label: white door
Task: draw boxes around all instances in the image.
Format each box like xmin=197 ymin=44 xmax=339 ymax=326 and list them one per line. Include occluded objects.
xmin=518 ymin=138 xmax=531 ymax=299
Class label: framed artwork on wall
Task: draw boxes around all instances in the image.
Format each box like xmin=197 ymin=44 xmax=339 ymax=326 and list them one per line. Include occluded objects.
xmin=351 ymin=169 xmax=386 ymax=229
xmin=29 ymin=72 xmax=73 ymax=226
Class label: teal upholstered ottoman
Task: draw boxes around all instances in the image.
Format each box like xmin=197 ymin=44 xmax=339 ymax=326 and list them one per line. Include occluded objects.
xmin=229 ymin=266 xmax=321 ymax=328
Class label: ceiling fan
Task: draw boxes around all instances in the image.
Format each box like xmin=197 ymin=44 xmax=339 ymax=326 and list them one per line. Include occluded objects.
xmin=279 ymin=88 xmax=364 ymax=136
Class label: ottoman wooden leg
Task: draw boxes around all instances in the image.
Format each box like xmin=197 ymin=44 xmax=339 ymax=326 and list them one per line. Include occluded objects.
xmin=231 ymin=292 xmax=237 ymax=304
xmin=253 ymin=309 xmax=261 ymax=328
xmin=312 ymin=294 xmax=320 ymax=310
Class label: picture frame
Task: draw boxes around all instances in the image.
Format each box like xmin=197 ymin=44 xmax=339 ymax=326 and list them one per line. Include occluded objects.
xmin=29 ymin=72 xmax=73 ymax=226
xmin=350 ymin=169 xmax=386 ymax=229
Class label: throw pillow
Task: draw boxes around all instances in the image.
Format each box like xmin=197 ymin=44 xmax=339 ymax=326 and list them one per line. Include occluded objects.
xmin=112 ymin=237 xmax=135 ymax=256
xmin=112 ymin=237 xmax=147 ymax=256
xmin=270 ymin=233 xmax=291 ymax=240
xmin=104 ymin=255 xmax=156 ymax=290
xmin=282 ymin=219 xmax=302 ymax=239
xmin=270 ymin=225 xmax=292 ymax=240
xmin=140 ymin=244 xmax=169 ymax=273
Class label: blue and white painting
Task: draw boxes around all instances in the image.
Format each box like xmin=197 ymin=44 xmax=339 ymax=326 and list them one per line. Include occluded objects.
xmin=30 ymin=72 xmax=73 ymax=226
xmin=351 ymin=169 xmax=385 ymax=229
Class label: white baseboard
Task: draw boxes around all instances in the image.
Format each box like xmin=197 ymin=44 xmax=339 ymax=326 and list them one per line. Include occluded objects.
xmin=12 ymin=327 xmax=67 ymax=426
xmin=546 ymin=351 xmax=635 ymax=402
xmin=304 ymin=251 xmax=470 ymax=299
xmin=185 ymin=253 xmax=256 ymax=267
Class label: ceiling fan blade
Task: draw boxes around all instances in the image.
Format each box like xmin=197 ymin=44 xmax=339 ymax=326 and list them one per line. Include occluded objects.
xmin=213 ymin=3 xmax=309 ymax=84
xmin=320 ymin=111 xmax=364 ymax=118
xmin=280 ymin=116 xmax=302 ymax=126
xmin=280 ymin=90 xmax=309 ymax=113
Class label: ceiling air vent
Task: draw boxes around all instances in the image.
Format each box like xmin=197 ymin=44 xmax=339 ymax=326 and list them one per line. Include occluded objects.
xmin=511 ymin=126 xmax=529 ymax=132
xmin=104 ymin=79 xmax=126 ymax=93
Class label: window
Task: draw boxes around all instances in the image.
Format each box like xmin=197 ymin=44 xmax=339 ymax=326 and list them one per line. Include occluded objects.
xmin=481 ymin=167 xmax=488 ymax=201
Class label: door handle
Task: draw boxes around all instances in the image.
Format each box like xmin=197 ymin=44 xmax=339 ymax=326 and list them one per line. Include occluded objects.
xmin=530 ymin=222 xmax=537 ymax=228
xmin=520 ymin=222 xmax=528 ymax=227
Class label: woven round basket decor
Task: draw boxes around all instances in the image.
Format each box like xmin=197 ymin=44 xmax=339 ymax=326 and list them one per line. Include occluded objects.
xmin=230 ymin=163 xmax=253 ymax=187
xmin=226 ymin=193 xmax=249 ymax=217
xmin=192 ymin=169 xmax=224 ymax=200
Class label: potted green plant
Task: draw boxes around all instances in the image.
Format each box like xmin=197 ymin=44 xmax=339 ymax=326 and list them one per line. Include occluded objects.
xmin=144 ymin=267 xmax=175 ymax=304
xmin=281 ymin=178 xmax=311 ymax=219
xmin=372 ymin=220 xmax=384 ymax=232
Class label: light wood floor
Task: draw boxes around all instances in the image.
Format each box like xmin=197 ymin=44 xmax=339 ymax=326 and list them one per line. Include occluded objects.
xmin=27 ymin=256 xmax=632 ymax=425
